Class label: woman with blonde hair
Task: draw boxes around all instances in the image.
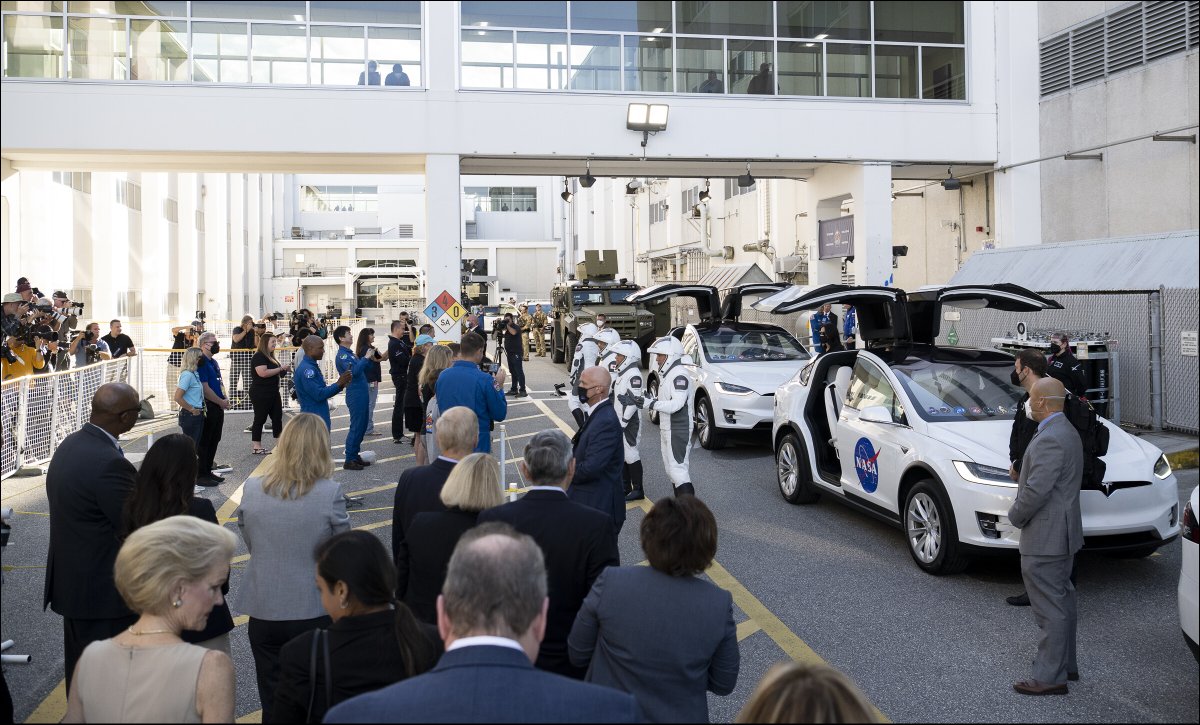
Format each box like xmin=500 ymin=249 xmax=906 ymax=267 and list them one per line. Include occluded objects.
xmin=250 ymin=331 xmax=291 ymax=454
xmin=416 ymin=344 xmax=454 ymax=460
xmin=735 ymin=662 xmax=877 ymax=724
xmin=173 ymin=347 xmax=207 ymax=452
xmin=233 ymin=412 xmax=350 ymax=723
xmin=64 ymin=515 xmax=237 ymax=723
xmin=400 ymin=452 xmax=502 ymax=623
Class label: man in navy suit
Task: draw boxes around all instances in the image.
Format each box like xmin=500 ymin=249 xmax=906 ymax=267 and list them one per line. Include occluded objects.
xmin=479 ymin=430 xmax=619 ymax=679
xmin=569 ymin=366 xmax=627 ymax=534
xmin=324 ymin=523 xmax=640 ymax=723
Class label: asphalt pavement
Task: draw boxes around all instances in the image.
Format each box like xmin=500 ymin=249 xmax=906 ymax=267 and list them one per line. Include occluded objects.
xmin=2 ymin=354 xmax=1197 ymax=723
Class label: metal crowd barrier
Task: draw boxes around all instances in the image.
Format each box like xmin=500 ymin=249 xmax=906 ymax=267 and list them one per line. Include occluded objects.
xmin=1 ymin=357 xmax=132 ymax=480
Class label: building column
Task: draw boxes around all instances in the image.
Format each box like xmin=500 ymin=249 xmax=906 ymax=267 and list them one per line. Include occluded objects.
xmin=808 ymin=163 xmax=893 ymax=287
xmin=424 ymin=154 xmax=463 ymax=342
xmin=993 ymin=0 xmax=1041 ymax=248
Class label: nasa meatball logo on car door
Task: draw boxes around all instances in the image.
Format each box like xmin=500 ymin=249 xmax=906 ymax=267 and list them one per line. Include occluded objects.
xmin=854 ymin=437 xmax=881 ymax=493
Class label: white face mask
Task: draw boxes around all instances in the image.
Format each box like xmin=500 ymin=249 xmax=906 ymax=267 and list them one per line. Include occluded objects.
xmin=1023 ymin=399 xmax=1034 ymax=418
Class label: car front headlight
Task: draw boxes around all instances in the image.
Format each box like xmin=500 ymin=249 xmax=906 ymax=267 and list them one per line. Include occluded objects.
xmin=716 ymin=382 xmax=754 ymax=395
xmin=953 ymin=460 xmax=1016 ymax=488
xmin=1153 ymin=453 xmax=1172 ymax=480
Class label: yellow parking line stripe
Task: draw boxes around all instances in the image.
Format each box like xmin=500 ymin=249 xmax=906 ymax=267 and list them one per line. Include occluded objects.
xmin=737 ymin=619 xmax=763 ymax=642
xmin=236 ymin=710 xmax=263 ymax=723
xmin=530 ymin=397 xmax=576 ymax=436
xmin=25 ymin=680 xmax=66 ymax=723
xmin=349 ymin=506 xmax=393 ymax=514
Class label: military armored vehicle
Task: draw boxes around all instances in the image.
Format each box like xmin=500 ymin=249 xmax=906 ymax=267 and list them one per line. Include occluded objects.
xmin=550 ymin=250 xmax=656 ymax=364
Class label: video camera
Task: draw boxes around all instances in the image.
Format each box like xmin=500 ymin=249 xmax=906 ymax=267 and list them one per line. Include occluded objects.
xmin=479 ymin=362 xmax=501 ymax=376
xmin=71 ymin=328 xmax=102 ymax=364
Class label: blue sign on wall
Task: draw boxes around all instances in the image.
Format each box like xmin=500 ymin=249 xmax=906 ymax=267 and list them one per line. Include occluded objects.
xmin=818 ymin=215 xmax=855 ymax=260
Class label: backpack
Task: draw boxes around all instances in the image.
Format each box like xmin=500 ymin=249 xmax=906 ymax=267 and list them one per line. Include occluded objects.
xmin=1062 ymin=393 xmax=1110 ymax=490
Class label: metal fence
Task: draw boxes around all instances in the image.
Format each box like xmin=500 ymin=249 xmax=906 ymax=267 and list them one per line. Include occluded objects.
xmin=1161 ymin=288 xmax=1200 ymax=434
xmin=1 ymin=357 xmax=132 ymax=480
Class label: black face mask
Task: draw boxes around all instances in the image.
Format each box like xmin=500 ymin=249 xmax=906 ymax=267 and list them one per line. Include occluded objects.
xmin=577 ymin=388 xmax=590 ymax=404
xmin=209 ymin=342 xmax=221 ymax=355
xmin=1010 ymin=369 xmax=1022 ymax=386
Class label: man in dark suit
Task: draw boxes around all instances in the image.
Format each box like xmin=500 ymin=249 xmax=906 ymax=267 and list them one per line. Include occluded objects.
xmin=569 ymin=366 xmax=626 ymax=534
xmin=479 ymin=430 xmax=619 ymax=679
xmin=325 ymin=523 xmax=640 ymax=723
xmin=44 ymin=382 xmax=142 ymax=690
xmin=392 ymin=406 xmax=478 ymax=592
xmin=1008 ymin=377 xmax=1084 ymax=696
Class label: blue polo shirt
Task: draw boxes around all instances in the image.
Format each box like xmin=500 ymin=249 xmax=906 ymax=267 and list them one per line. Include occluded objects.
xmin=196 ymin=355 xmax=225 ymax=399
xmin=435 ymin=359 xmax=508 ymax=453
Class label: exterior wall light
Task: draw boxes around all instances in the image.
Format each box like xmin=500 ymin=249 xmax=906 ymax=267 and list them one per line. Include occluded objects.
xmin=561 ymin=179 xmax=573 ymax=203
xmin=738 ymin=162 xmax=755 ymax=188
xmin=580 ymin=159 xmax=596 ymax=188
xmin=628 ymin=103 xmax=669 ymax=160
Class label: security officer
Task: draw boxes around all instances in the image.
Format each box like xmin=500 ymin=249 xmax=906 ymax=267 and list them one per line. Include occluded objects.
xmin=334 ymin=325 xmax=373 ymax=470
xmin=594 ymin=327 xmax=621 ymax=384
xmin=566 ymin=322 xmax=599 ymax=428
xmin=610 ymin=340 xmax=645 ymax=501
xmin=531 ymin=305 xmax=548 ymax=357
xmin=618 ymin=335 xmax=696 ymax=497
xmin=842 ymin=304 xmax=857 ymax=348
xmin=1046 ymin=332 xmax=1087 ymax=397
xmin=809 ymin=304 xmax=830 ymax=354
xmin=294 ymin=335 xmax=352 ymax=430
xmin=518 ymin=306 xmax=534 ymax=361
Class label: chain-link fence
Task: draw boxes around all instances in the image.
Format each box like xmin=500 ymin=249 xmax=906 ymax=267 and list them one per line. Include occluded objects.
xmin=1 ymin=357 xmax=132 ymax=480
xmin=1162 ymin=287 xmax=1199 ymax=434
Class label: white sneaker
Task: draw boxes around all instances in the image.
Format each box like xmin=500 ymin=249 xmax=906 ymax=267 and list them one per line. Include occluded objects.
xmin=193 ymin=485 xmax=205 ymax=495
xmin=212 ymin=465 xmax=233 ymax=474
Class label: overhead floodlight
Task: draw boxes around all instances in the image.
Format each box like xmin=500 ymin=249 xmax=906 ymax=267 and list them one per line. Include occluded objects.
xmin=738 ymin=163 xmax=755 ymax=188
xmin=626 ymin=103 xmax=669 ymax=131
xmin=560 ymin=179 xmax=573 ymax=203
xmin=698 ymin=179 xmax=710 ymax=202
xmin=625 ymin=180 xmax=641 ymax=195
xmin=580 ymin=159 xmax=596 ymax=188
xmin=941 ymin=166 xmax=961 ymax=191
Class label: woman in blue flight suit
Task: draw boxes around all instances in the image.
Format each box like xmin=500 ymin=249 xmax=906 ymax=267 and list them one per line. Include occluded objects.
xmin=333 ymin=326 xmax=373 ymax=471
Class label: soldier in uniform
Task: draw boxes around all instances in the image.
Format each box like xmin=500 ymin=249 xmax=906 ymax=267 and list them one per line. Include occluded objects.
xmin=618 ymin=335 xmax=696 ymax=497
xmin=532 ymin=305 xmax=548 ymax=357
xmin=610 ymin=340 xmax=645 ymax=501
xmin=518 ymin=306 xmax=534 ymax=361
xmin=566 ymin=322 xmax=599 ymax=428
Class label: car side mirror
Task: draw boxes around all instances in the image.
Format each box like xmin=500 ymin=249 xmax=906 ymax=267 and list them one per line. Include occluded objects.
xmin=859 ymin=406 xmax=893 ymax=425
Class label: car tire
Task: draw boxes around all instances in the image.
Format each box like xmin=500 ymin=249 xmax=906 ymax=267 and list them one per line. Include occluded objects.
xmin=903 ymin=479 xmax=969 ymax=575
xmin=776 ymin=432 xmax=819 ymax=504
xmin=551 ymin=326 xmax=565 ymax=363
xmin=564 ymin=333 xmax=576 ymax=369
xmin=647 ymin=376 xmax=660 ymax=426
xmin=695 ymin=394 xmax=726 ymax=450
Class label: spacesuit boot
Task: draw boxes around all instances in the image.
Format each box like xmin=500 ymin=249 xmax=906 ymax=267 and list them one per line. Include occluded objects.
xmin=624 ymin=460 xmax=645 ymax=501
xmin=674 ymin=481 xmax=695 ymax=497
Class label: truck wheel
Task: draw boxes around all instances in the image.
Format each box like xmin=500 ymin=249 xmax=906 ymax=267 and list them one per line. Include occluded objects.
xmin=564 ymin=333 xmax=576 ymax=370
xmin=551 ymin=326 xmax=565 ymax=363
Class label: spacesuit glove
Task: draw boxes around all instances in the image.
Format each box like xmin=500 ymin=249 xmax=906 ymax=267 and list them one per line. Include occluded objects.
xmin=616 ymin=391 xmax=646 ymax=409
xmin=637 ymin=396 xmax=656 ymax=411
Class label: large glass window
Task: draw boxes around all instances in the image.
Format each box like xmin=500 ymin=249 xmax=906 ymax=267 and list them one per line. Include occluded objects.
xmin=922 ymin=45 xmax=964 ymax=99
xmin=826 ymin=43 xmax=869 ymax=97
xmin=874 ymin=1 xmax=964 ymax=44
xmin=676 ymin=37 xmax=723 ymax=93
xmin=4 ymin=13 xmax=64 ymax=78
xmin=676 ymin=0 xmax=773 ymax=37
xmin=251 ymin=23 xmax=306 ymax=84
xmin=623 ymin=35 xmax=671 ymax=92
xmin=777 ymin=41 xmax=821 ymax=96
xmin=461 ymin=1 xmax=566 ymax=30
xmin=192 ymin=21 xmax=248 ymax=82
xmin=729 ymin=40 xmax=773 ymax=95
xmin=130 ymin=19 xmax=187 ymax=81
xmin=105 ymin=2 xmax=187 ymax=16
xmin=311 ymin=25 xmax=364 ymax=86
xmin=779 ymin=1 xmax=870 ymax=40
xmin=191 ymin=1 xmax=304 ymax=22
xmin=461 ymin=28 xmax=513 ymax=88
xmin=311 ymin=1 xmax=420 ymax=25
xmin=68 ymin=16 xmax=126 ymax=79
xmin=464 ymin=186 xmax=538 ymax=212
xmin=571 ymin=1 xmax=672 ymax=33
xmin=570 ymin=33 xmax=620 ymax=91
xmin=874 ymin=44 xmax=917 ymax=98
xmin=300 ymin=185 xmax=379 ymax=212
xmin=516 ymin=30 xmax=567 ymax=90
xmin=368 ymin=26 xmax=421 ymax=86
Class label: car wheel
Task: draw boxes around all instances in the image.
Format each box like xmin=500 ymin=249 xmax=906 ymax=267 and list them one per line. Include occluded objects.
xmin=903 ymin=479 xmax=969 ymax=575
xmin=695 ymin=394 xmax=726 ymax=450
xmin=551 ymin=326 xmax=565 ymax=363
xmin=647 ymin=377 xmax=660 ymax=426
xmin=776 ymin=432 xmax=819 ymax=504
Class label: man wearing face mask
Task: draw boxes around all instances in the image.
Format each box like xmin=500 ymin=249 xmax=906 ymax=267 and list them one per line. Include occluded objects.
xmin=569 ymin=366 xmax=626 ymax=535
xmin=618 ymin=336 xmax=696 ymax=497
xmin=1046 ymin=332 xmax=1087 ymax=398
xmin=1004 ymin=349 xmax=1048 ymax=606
xmin=1007 ymin=377 xmax=1083 ymax=696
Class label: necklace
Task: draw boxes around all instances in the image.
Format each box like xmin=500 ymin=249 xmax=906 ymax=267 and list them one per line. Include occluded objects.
xmin=127 ymin=626 xmax=176 ymax=636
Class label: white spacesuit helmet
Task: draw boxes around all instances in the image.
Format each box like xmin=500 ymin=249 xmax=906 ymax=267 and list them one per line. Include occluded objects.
xmin=577 ymin=322 xmax=598 ymax=341
xmin=646 ymin=335 xmax=685 ymax=373
xmin=594 ymin=327 xmax=620 ymax=351
xmin=610 ymin=339 xmax=641 ymax=373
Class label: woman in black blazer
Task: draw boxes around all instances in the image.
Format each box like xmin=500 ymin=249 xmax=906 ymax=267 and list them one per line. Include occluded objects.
xmin=401 ymin=453 xmax=504 ymax=623
xmin=121 ymin=434 xmax=236 ymax=652
xmin=272 ymin=531 xmax=441 ymax=723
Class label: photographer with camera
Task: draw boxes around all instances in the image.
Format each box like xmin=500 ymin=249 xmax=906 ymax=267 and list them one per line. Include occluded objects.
xmin=69 ymin=321 xmax=112 ymax=368
xmin=289 ymin=309 xmax=320 ymax=347
xmin=0 ymin=293 xmax=45 ymax=380
xmin=388 ymin=316 xmax=415 ymax=443
xmin=228 ymin=314 xmax=258 ymax=411
xmin=501 ymin=313 xmax=528 ymax=397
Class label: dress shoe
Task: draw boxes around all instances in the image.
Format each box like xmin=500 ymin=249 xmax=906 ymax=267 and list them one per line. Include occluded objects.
xmin=1012 ymin=680 xmax=1068 ymax=696
xmin=624 ymin=488 xmax=645 ymax=501
xmin=393 ymin=438 xmax=404 ymax=444
xmin=1006 ymin=591 xmax=1031 ymax=606
xmin=517 ymin=390 xmax=529 ymax=397
xmin=343 ymin=459 xmax=365 ymax=471
xmin=212 ymin=463 xmax=233 ymax=474
xmin=1067 ymin=671 xmax=1079 ymax=682
xmin=358 ymin=458 xmax=372 ymax=467
xmin=506 ymin=389 xmax=518 ymax=396
xmin=197 ymin=474 xmax=223 ymax=487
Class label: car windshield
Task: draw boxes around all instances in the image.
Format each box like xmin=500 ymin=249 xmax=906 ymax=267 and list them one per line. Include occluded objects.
xmin=699 ymin=328 xmax=808 ymax=363
xmin=482 ymin=306 xmax=499 ymax=315
xmin=608 ymin=289 xmax=637 ymax=303
xmin=891 ymin=360 xmax=1023 ymax=422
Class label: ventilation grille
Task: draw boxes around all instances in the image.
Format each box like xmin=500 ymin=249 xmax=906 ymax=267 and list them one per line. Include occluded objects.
xmin=1040 ymin=1 xmax=1198 ymax=97
xmin=396 ymin=224 xmax=414 ymax=238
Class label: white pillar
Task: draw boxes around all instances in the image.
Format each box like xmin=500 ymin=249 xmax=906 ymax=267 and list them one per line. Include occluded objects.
xmin=994 ymin=1 xmax=1042 ymax=248
xmin=855 ymin=163 xmax=894 ymax=287
xmin=425 ymin=154 xmax=463 ymax=342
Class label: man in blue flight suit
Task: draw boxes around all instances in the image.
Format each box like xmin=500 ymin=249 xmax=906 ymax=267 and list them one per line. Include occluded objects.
xmin=808 ymin=304 xmax=830 ymax=354
xmin=294 ymin=335 xmax=352 ymax=429
xmin=333 ymin=325 xmax=374 ymax=471
xmin=842 ymin=304 xmax=857 ymax=348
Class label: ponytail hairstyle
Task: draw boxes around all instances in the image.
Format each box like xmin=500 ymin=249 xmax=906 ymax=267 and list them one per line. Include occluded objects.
xmin=314 ymin=531 xmax=438 ymax=677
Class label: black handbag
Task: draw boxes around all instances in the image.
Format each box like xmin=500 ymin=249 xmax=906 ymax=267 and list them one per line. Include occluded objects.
xmin=305 ymin=629 xmax=333 ymax=724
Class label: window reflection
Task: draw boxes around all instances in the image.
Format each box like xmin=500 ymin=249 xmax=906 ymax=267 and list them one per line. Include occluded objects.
xmin=251 ymin=23 xmax=306 ymax=84
xmin=369 ymin=26 xmax=421 ymax=86
xmin=826 ymin=43 xmax=869 ymax=97
xmin=875 ymin=0 xmax=964 ymax=44
xmin=461 ymin=28 xmax=514 ymax=88
xmin=921 ymin=46 xmax=964 ymax=99
xmin=68 ymin=16 xmax=126 ymax=80
xmin=461 ymin=0 xmax=566 ymax=29
xmin=3 ymin=13 xmax=63 ymax=78
xmin=310 ymin=0 xmax=420 ymax=25
xmin=677 ymin=37 xmax=723 ymax=93
xmin=729 ymin=40 xmax=773 ymax=95
xmin=192 ymin=21 xmax=248 ymax=83
xmin=778 ymin=1 xmax=870 ymax=40
xmin=570 ymin=0 xmax=672 ymax=33
xmin=311 ymin=25 xmax=365 ymax=86
xmin=190 ymin=1 xmax=304 ymax=22
xmin=623 ymin=35 xmax=671 ymax=92
xmin=569 ymin=33 xmax=620 ymax=91
xmin=130 ymin=18 xmax=187 ymax=81
xmin=778 ymin=41 xmax=821 ymax=96
xmin=516 ymin=31 xmax=567 ymax=90
xmin=874 ymin=45 xmax=917 ymax=98
xmin=676 ymin=0 xmax=773 ymax=37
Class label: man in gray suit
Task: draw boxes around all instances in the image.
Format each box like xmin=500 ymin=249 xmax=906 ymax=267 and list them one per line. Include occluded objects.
xmin=1007 ymin=377 xmax=1083 ymax=696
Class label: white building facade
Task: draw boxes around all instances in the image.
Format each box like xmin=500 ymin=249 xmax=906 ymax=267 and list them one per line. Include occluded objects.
xmin=1 ymin=1 xmax=1196 ymax=335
